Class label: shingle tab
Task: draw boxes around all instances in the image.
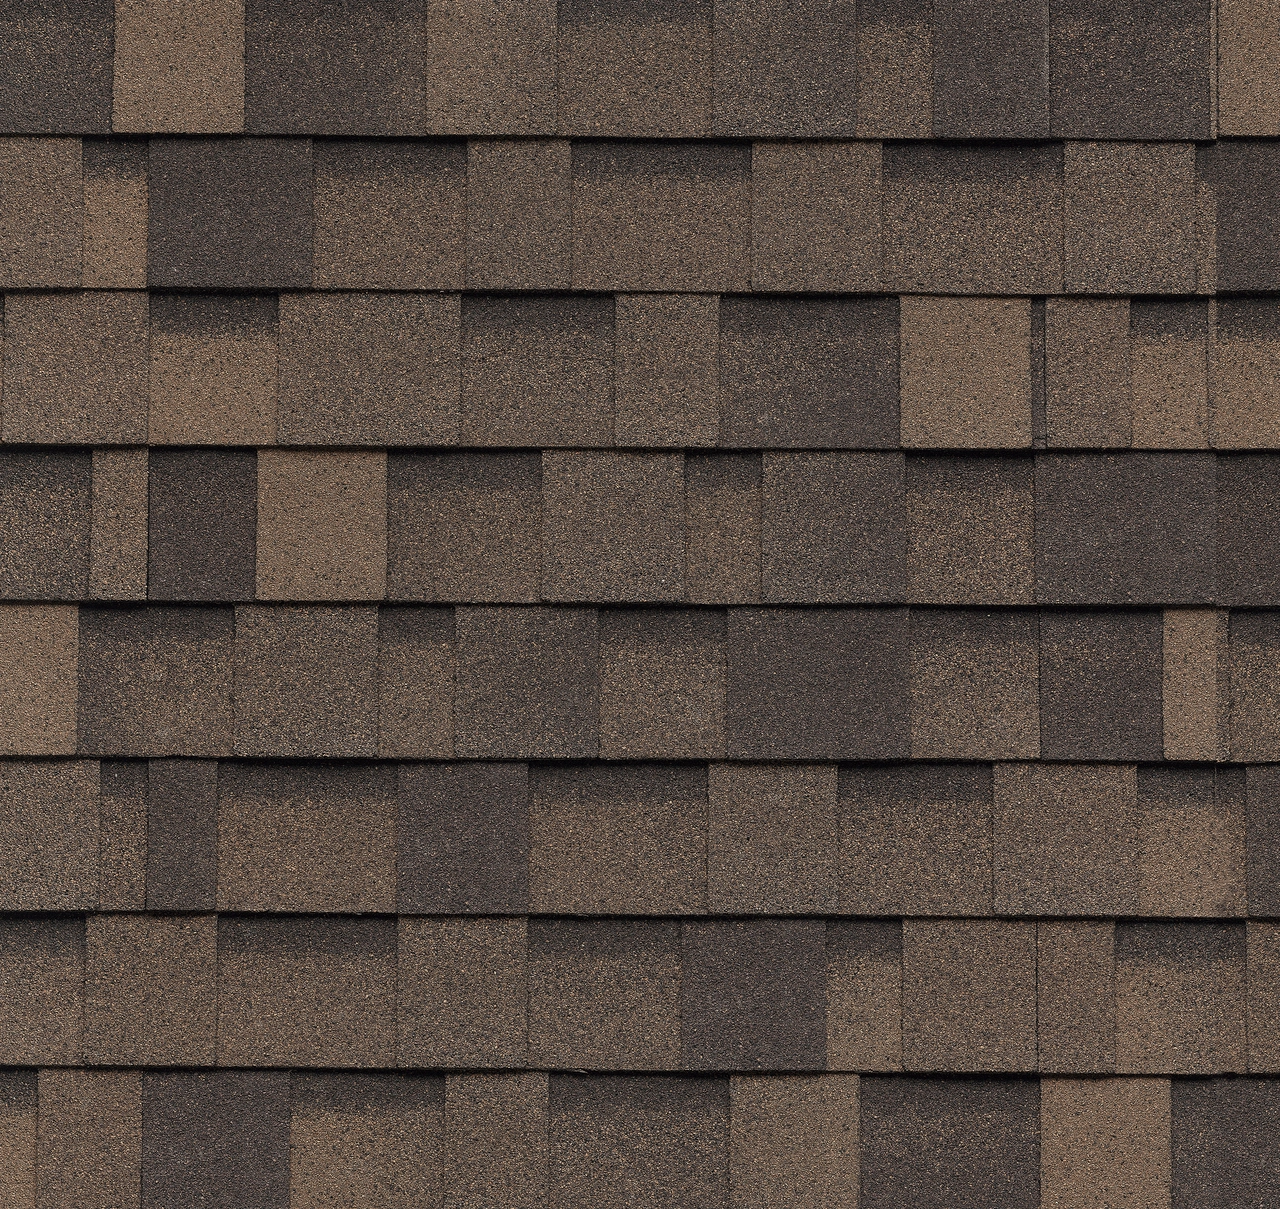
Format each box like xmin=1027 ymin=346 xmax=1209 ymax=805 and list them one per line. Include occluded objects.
xmin=0 ymin=0 xmax=113 ymax=133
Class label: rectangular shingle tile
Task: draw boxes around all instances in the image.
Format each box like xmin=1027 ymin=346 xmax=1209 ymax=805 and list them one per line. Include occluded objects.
xmin=146 ymin=757 xmax=218 ymax=910
xmin=1229 ymin=612 xmax=1280 ymax=759
xmin=1217 ymin=455 xmax=1280 ymax=605
xmin=279 ymin=291 xmax=460 ymax=446
xmin=245 ymin=0 xmax=424 ymax=134
xmin=996 ymin=763 xmax=1139 ymax=916
xmin=313 ymin=139 xmax=464 ymax=287
xmin=0 ymin=430 xmax=88 ymax=587
xmin=148 ymin=294 xmax=277 ymax=445
xmin=0 ymin=760 xmax=97 ymax=910
xmin=82 ymin=138 xmax=148 ymax=288
xmin=36 ymin=1070 xmax=142 ymax=1209
xmin=761 ymin=452 xmax=905 ymax=603
xmin=1044 ymin=298 xmax=1132 ymax=446
xmin=0 ymin=0 xmax=112 ymax=132
xmin=726 ymin=607 xmax=909 ymax=760
xmin=719 ymin=298 xmax=900 ymax=449
xmin=443 ymin=1073 xmax=548 ymax=1209
xmin=528 ymin=919 xmax=681 ymax=1070
xmin=542 ymin=452 xmax=685 ymax=602
xmin=712 ymin=0 xmax=858 ymax=135
xmin=397 ymin=917 xmax=527 ymax=1068
xmin=0 ymin=137 xmax=80 ymax=287
xmin=377 ymin=606 xmax=454 ymax=758
xmin=398 ymin=761 xmax=529 ymax=914
xmin=218 ymin=915 xmax=397 ymax=1068
xmin=217 ymin=763 xmax=396 ymax=913
xmin=1248 ymin=922 xmax=1280 ymax=1072
xmin=884 ymin=143 xmax=1063 ymax=294
xmin=0 ymin=607 xmax=78 ymax=758
xmin=856 ymin=0 xmax=932 ymax=138
xmin=99 ymin=760 xmax=147 ymax=910
xmin=685 ymin=454 xmax=761 ymax=604
xmin=1171 ymin=1078 xmax=1280 ymax=1206
xmin=1129 ymin=301 xmax=1210 ymax=448
xmin=549 ymin=1075 xmax=728 ymax=1209
xmin=1163 ymin=608 xmax=1229 ymax=761
xmin=1204 ymin=141 xmax=1280 ymax=292
xmin=141 ymin=1072 xmax=290 ymax=1209
xmin=1213 ymin=299 xmax=1280 ymax=448
xmin=558 ymin=0 xmax=711 ymax=136
xmin=0 ymin=1071 xmax=35 ymax=1207
xmin=78 ymin=606 xmax=234 ymax=757
xmin=838 ymin=764 xmax=992 ymax=915
xmin=148 ymin=450 xmax=257 ymax=602
xmin=232 ymin=605 xmax=379 ymax=757
xmin=826 ymin=921 xmax=903 ymax=1072
xmin=572 ymin=141 xmax=750 ymax=291
xmin=681 ymin=919 xmax=826 ymax=1072
xmin=0 ymin=917 xmax=83 ymax=1064
xmin=1038 ymin=921 xmax=1116 ymax=1074
xmin=148 ymin=136 xmax=312 ymax=288
xmin=1220 ymin=0 xmax=1280 ymax=135
xmin=1247 ymin=765 xmax=1280 ymax=915
xmin=530 ymin=763 xmax=706 ymax=914
xmin=454 ymin=606 xmax=598 ymax=759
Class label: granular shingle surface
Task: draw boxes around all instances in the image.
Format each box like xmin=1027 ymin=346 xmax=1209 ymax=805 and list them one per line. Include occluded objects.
xmin=2 ymin=5 xmax=1278 ymax=1203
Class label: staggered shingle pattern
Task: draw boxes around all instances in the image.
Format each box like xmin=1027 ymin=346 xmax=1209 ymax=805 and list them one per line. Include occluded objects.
xmin=3 ymin=2 xmax=1280 ymax=1205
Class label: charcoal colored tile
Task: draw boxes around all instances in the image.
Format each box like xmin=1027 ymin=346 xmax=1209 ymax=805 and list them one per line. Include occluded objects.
xmin=147 ymin=757 xmax=218 ymax=911
xmin=255 ymin=450 xmax=386 ymax=602
xmin=218 ymin=763 xmax=397 ymax=913
xmin=599 ymin=609 xmax=725 ymax=760
xmin=279 ymin=291 xmax=460 ymax=446
xmin=1163 ymin=609 xmax=1229 ymax=763
xmin=1116 ymin=923 xmax=1246 ymax=1074
xmin=0 ymin=760 xmax=97 ymax=910
xmin=148 ymin=450 xmax=256 ymax=602
xmin=290 ymin=1073 xmax=444 ymax=1209
xmin=884 ymin=143 xmax=1064 ymax=294
xmin=398 ymin=761 xmax=529 ymax=914
xmin=995 ymin=763 xmax=1139 ymax=915
xmin=1213 ymin=299 xmax=1280 ymax=448
xmin=313 ymin=140 xmax=464 ymax=288
xmin=424 ymin=0 xmax=557 ymax=134
xmin=542 ymin=452 xmax=684 ymax=602
xmin=0 ymin=137 xmax=81 ymax=286
xmin=713 ymin=0 xmax=858 ymax=135
xmin=0 ymin=451 xmax=90 ymax=600
xmin=454 ymin=606 xmax=598 ymax=759
xmin=708 ymin=763 xmax=837 ymax=914
xmin=718 ymin=298 xmax=900 ymax=449
xmin=149 ymin=294 xmax=278 ymax=445
xmin=838 ymin=763 xmax=992 ymax=915
xmin=726 ymin=608 xmax=909 ymax=760
xmin=245 ymin=0 xmax=424 ymax=134
xmin=1207 ymin=140 xmax=1280 ymax=291
xmin=148 ymin=137 xmax=312 ymax=288
xmin=1 ymin=292 xmax=148 ymax=444
xmin=902 ymin=919 xmax=1037 ymax=1072
xmin=82 ymin=138 xmax=148 ymax=289
xmin=232 ymin=605 xmax=379 ymax=757
xmin=1231 ymin=612 xmax=1280 ymax=762
xmin=572 ymin=141 xmax=750 ymax=291
xmin=751 ymin=141 xmax=881 ymax=290
xmin=376 ymin=605 xmax=455 ymax=759
xmin=530 ymin=763 xmax=706 ymax=914
xmin=1218 ymin=454 xmax=1280 ymax=605
xmin=1036 ymin=454 xmax=1214 ymax=604
xmin=84 ymin=914 xmax=217 ymax=1065
xmin=0 ymin=606 xmax=78 ymax=757
xmin=859 ymin=1077 xmax=1040 ymax=1209
xmin=1171 ymin=1078 xmax=1280 ymax=1206
xmin=558 ymin=0 xmax=711 ymax=136
xmin=931 ymin=0 xmax=1048 ymax=137
xmin=77 ymin=606 xmax=235 ymax=757
xmin=761 ymin=453 xmax=905 ymax=603
xmin=141 ymin=1072 xmax=290 ymax=1209
xmin=1050 ymin=0 xmax=1212 ymax=138
xmin=549 ymin=1075 xmax=727 ymax=1209
xmin=99 ymin=760 xmax=147 ymax=910
xmin=1038 ymin=921 xmax=1116 ymax=1074
xmin=1248 ymin=765 xmax=1280 ymax=915
xmin=443 ymin=1073 xmax=548 ymax=1209
xmin=0 ymin=917 xmax=83 ymax=1064
xmin=397 ymin=917 xmax=527 ymax=1068
xmin=218 ymin=915 xmax=396 ymax=1068
xmin=682 ymin=919 xmax=826 ymax=1071
xmin=905 ymin=454 xmax=1035 ymax=604
xmin=826 ymin=920 xmax=903 ymax=1071
xmin=1064 ymin=142 xmax=1198 ymax=294
xmin=36 ymin=1069 xmax=142 ymax=1209
xmin=1044 ymin=298 xmax=1132 ymax=447
xmin=466 ymin=138 xmax=571 ymax=289
xmin=388 ymin=453 xmax=540 ymax=604
xmin=112 ymin=0 xmax=245 ymax=134
xmin=529 ymin=919 xmax=681 ymax=1070
xmin=910 ymin=609 xmax=1039 ymax=759
xmin=0 ymin=0 xmax=112 ymax=132
xmin=1038 ymin=610 xmax=1164 ymax=760
xmin=460 ymin=295 xmax=613 ymax=446
xmin=685 ymin=454 xmax=761 ymax=604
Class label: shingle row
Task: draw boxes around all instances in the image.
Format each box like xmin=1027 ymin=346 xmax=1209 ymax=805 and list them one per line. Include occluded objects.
xmin=12 ymin=138 xmax=1280 ymax=293
xmin=5 ymin=912 xmax=1280 ymax=1076
xmin=10 ymin=759 xmax=1280 ymax=917
xmin=6 ymin=0 xmax=1276 ymax=141
xmin=3 ymin=1068 xmax=1276 ymax=1209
